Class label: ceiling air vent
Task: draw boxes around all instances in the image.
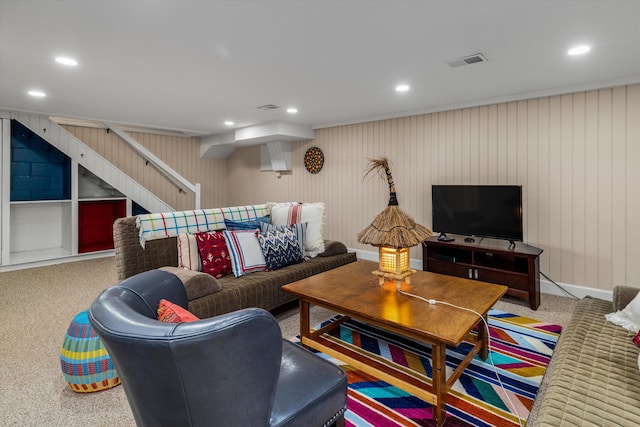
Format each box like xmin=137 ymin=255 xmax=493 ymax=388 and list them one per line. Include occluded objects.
xmin=257 ymin=104 xmax=280 ymax=110
xmin=447 ymin=53 xmax=487 ymax=68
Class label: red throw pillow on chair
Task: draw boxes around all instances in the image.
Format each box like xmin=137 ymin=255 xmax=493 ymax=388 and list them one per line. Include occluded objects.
xmin=157 ymin=299 xmax=199 ymax=323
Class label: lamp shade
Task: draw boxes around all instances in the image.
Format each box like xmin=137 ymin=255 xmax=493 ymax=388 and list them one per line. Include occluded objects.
xmin=357 ymin=157 xmax=432 ymax=248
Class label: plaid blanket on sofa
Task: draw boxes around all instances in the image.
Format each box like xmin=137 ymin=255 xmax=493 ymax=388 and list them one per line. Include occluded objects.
xmin=136 ymin=204 xmax=269 ymax=248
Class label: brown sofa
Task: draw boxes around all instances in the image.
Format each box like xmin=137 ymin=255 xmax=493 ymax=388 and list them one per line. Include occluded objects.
xmin=113 ymin=216 xmax=357 ymax=319
xmin=533 ymin=286 xmax=640 ymax=426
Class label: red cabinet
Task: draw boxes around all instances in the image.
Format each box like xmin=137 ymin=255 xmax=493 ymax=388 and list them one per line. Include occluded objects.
xmin=78 ymin=200 xmax=126 ymax=253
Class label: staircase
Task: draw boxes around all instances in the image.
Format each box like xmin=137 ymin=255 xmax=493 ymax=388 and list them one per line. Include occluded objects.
xmin=10 ymin=111 xmax=172 ymax=213
xmin=1 ymin=111 xmax=175 ymax=268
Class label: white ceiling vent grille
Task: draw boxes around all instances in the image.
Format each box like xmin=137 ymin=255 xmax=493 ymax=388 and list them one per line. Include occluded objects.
xmin=257 ymin=104 xmax=280 ymax=110
xmin=447 ymin=53 xmax=487 ymax=68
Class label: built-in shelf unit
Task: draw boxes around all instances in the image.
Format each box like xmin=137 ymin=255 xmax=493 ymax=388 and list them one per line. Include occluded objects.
xmin=1 ymin=118 xmax=149 ymax=266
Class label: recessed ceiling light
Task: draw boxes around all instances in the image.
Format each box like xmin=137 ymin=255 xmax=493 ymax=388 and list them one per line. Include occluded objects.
xmin=224 ymin=120 xmax=234 ymax=126
xmin=28 ymin=90 xmax=46 ymax=97
xmin=568 ymin=45 xmax=591 ymax=56
xmin=286 ymin=107 xmax=298 ymax=114
xmin=395 ymin=84 xmax=410 ymax=92
xmin=55 ymin=56 xmax=78 ymax=66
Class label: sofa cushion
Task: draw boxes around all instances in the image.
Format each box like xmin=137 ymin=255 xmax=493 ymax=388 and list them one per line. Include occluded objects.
xmin=271 ymin=202 xmax=325 ymax=257
xmin=223 ymin=230 xmax=267 ymax=277
xmin=177 ymin=233 xmax=201 ymax=271
xmin=157 ymin=299 xmax=200 ymax=323
xmin=195 ymin=231 xmax=232 ymax=278
xmin=534 ymin=296 xmax=640 ymax=426
xmin=159 ymin=266 xmax=222 ymax=300
xmin=605 ymin=291 xmax=640 ymax=332
xmin=258 ymin=228 xmax=304 ymax=271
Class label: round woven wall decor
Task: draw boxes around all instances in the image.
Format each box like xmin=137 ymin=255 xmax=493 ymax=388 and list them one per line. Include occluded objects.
xmin=304 ymin=146 xmax=324 ymax=174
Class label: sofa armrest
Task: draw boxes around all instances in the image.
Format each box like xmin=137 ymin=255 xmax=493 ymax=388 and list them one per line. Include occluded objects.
xmin=317 ymin=240 xmax=347 ymax=257
xmin=613 ymin=286 xmax=640 ymax=311
xmin=113 ymin=216 xmax=178 ymax=280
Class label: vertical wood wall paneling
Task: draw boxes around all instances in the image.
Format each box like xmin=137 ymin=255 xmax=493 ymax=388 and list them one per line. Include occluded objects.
xmin=572 ymin=92 xmax=586 ymax=286
xmin=627 ymin=85 xmax=640 ymax=281
xmin=225 ymin=84 xmax=640 ymax=292
xmin=516 ymin=100 xmax=528 ymax=238
xmin=597 ymin=89 xmax=613 ymax=287
xmin=611 ymin=87 xmax=628 ymax=285
xmin=547 ymin=96 xmax=562 ymax=280
xmin=559 ymin=94 xmax=574 ymax=283
xmin=496 ymin=103 xmax=508 ymax=182
xmin=526 ymin=99 xmax=539 ymax=248
xmin=487 ymin=105 xmax=498 ymax=183
xmin=584 ymin=91 xmax=599 ymax=288
xmin=537 ymin=97 xmax=550 ymax=271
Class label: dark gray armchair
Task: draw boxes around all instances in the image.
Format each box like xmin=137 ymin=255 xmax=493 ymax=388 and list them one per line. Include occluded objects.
xmin=89 ymin=269 xmax=347 ymax=427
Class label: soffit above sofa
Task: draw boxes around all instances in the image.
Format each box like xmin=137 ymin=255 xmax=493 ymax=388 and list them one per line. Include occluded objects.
xmin=200 ymin=121 xmax=315 ymax=159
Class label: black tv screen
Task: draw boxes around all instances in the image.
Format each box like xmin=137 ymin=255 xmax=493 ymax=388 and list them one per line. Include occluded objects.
xmin=432 ymin=185 xmax=523 ymax=241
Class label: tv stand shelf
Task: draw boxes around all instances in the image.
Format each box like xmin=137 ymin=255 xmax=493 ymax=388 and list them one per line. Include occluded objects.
xmin=422 ymin=235 xmax=543 ymax=310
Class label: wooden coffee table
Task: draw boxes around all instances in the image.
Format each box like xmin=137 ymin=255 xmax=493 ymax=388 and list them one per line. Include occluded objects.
xmin=282 ymin=259 xmax=507 ymax=427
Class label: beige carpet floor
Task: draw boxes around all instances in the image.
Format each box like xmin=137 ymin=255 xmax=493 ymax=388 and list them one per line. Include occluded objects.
xmin=0 ymin=256 xmax=578 ymax=426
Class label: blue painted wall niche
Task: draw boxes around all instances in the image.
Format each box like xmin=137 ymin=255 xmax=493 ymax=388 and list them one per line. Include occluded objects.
xmin=10 ymin=120 xmax=71 ymax=201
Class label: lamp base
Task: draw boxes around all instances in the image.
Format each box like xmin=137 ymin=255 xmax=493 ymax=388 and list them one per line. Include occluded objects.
xmin=372 ymin=269 xmax=416 ymax=290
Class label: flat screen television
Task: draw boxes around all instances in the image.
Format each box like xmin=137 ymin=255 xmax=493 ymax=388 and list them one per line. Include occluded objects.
xmin=432 ymin=185 xmax=523 ymax=242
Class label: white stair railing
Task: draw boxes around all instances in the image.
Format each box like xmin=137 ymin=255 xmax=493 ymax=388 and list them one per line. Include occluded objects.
xmin=103 ymin=122 xmax=201 ymax=209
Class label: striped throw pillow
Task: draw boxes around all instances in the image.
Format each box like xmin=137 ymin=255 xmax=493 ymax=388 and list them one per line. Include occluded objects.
xmin=177 ymin=233 xmax=201 ymax=271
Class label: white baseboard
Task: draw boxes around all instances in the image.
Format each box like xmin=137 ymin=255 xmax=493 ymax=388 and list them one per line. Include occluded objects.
xmin=539 ymin=278 xmax=612 ymax=301
xmin=349 ymin=248 xmax=612 ymax=302
xmin=0 ymin=250 xmax=115 ymax=273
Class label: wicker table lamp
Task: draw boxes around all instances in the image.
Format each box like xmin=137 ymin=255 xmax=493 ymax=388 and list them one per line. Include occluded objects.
xmin=357 ymin=157 xmax=432 ymax=289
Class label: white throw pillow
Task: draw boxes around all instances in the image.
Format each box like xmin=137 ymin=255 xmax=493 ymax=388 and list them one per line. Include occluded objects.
xmin=177 ymin=233 xmax=201 ymax=271
xmin=222 ymin=230 xmax=266 ymax=277
xmin=605 ymin=292 xmax=640 ymax=332
xmin=270 ymin=202 xmax=325 ymax=257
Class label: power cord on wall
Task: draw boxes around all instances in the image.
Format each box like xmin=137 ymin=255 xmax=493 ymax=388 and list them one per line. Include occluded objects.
xmin=397 ymin=289 xmax=525 ymax=427
xmin=540 ymin=271 xmax=580 ymax=300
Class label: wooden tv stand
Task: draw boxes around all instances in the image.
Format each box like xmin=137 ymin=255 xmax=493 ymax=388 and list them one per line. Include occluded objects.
xmin=422 ymin=235 xmax=543 ymax=310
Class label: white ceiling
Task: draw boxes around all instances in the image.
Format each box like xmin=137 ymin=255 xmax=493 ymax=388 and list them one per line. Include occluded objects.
xmin=1 ymin=0 xmax=639 ymax=137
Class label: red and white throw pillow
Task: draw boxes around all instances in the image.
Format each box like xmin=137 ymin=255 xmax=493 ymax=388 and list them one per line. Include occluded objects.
xmin=177 ymin=233 xmax=202 ymax=271
xmin=194 ymin=231 xmax=232 ymax=278
xmin=270 ymin=202 xmax=325 ymax=257
xmin=222 ymin=230 xmax=267 ymax=277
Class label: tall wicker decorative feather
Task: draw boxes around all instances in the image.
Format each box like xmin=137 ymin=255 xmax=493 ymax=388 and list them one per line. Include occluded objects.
xmin=357 ymin=157 xmax=432 ymax=248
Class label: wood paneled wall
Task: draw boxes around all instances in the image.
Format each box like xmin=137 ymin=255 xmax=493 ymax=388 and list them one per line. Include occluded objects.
xmin=62 ymin=126 xmax=228 ymax=211
xmin=227 ymin=84 xmax=640 ymax=292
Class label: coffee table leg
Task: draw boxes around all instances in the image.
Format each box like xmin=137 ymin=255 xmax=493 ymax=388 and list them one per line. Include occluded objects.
xmin=478 ymin=314 xmax=489 ymax=360
xmin=432 ymin=343 xmax=447 ymax=427
xmin=299 ymin=299 xmax=311 ymax=342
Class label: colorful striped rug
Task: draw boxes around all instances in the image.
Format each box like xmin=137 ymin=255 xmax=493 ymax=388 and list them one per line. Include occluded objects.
xmin=294 ymin=309 xmax=561 ymax=427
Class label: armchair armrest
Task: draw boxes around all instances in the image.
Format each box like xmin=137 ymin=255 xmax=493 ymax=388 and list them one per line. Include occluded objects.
xmin=613 ymin=286 xmax=640 ymax=311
